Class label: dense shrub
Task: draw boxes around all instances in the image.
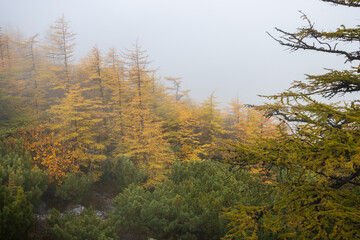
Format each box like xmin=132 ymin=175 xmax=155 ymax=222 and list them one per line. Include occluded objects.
xmin=0 ymin=150 xmax=48 ymax=205
xmin=0 ymin=185 xmax=34 ymax=240
xmin=55 ymin=173 xmax=93 ymax=203
xmin=112 ymin=160 xmax=273 ymax=240
xmin=112 ymin=184 xmax=151 ymax=236
xmin=101 ymin=156 xmax=146 ymax=192
xmin=47 ymin=207 xmax=116 ymax=240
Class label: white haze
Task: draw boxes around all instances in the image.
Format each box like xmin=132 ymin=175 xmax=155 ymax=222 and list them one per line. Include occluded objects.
xmin=0 ymin=0 xmax=359 ymax=105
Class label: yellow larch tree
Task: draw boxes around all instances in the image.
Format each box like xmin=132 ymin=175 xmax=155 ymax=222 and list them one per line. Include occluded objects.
xmin=0 ymin=27 xmax=11 ymax=73
xmin=80 ymin=45 xmax=110 ymax=145
xmin=226 ymin=96 xmax=280 ymax=144
xmin=52 ymin=45 xmax=115 ymax=180
xmin=44 ymin=15 xmax=76 ymax=92
xmin=23 ymin=34 xmax=43 ymax=117
xmin=15 ymin=33 xmax=49 ymax=120
xmin=196 ymin=92 xmax=226 ymax=160
xmin=121 ymin=42 xmax=174 ymax=187
xmin=105 ymin=47 xmax=128 ymax=154
xmin=48 ymin=84 xmax=92 ymax=163
xmin=163 ymin=77 xmax=200 ymax=161
xmin=0 ymin=28 xmax=40 ymax=133
xmin=225 ymin=97 xmax=281 ymax=183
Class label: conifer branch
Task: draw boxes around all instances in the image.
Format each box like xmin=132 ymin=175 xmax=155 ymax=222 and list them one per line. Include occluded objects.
xmin=268 ymin=29 xmax=360 ymax=62
xmin=322 ymin=0 xmax=360 ymax=7
xmin=330 ymin=168 xmax=360 ymax=189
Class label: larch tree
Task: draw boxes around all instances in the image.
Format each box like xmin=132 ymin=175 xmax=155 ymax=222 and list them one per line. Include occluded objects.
xmin=165 ymin=76 xmax=188 ymax=104
xmin=169 ymin=103 xmax=201 ymax=161
xmin=81 ymin=46 xmax=109 ymax=135
xmin=0 ymin=29 xmax=39 ymax=133
xmin=105 ymin=47 xmax=128 ymax=153
xmin=224 ymin=1 xmax=360 ymax=239
xmin=20 ymin=34 xmax=48 ymax=118
xmin=82 ymin=46 xmax=107 ymax=107
xmin=163 ymin=77 xmax=200 ymax=161
xmin=198 ymin=93 xmax=224 ymax=144
xmin=121 ymin=41 xmax=174 ymax=187
xmin=45 ymin=15 xmax=76 ymax=92
xmin=226 ymin=97 xmax=280 ymax=145
xmin=0 ymin=27 xmax=19 ymax=134
xmin=225 ymin=97 xmax=247 ymax=142
xmin=47 ymin=46 xmax=114 ymax=181
xmin=0 ymin=27 xmax=11 ymax=72
xmin=197 ymin=93 xmax=226 ymax=160
xmin=47 ymin=80 xmax=108 ymax=181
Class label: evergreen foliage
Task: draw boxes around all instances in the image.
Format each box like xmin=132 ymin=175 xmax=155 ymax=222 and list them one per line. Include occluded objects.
xmin=0 ymin=185 xmax=34 ymax=240
xmin=47 ymin=207 xmax=116 ymax=240
xmin=113 ymin=161 xmax=273 ymax=240
xmin=224 ymin=1 xmax=360 ymax=239
xmin=0 ymin=147 xmax=48 ymax=204
xmin=55 ymin=173 xmax=93 ymax=203
xmin=100 ymin=156 xmax=146 ymax=192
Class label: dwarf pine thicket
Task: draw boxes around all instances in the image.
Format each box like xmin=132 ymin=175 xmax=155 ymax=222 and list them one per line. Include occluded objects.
xmin=1 ymin=0 xmax=360 ymax=239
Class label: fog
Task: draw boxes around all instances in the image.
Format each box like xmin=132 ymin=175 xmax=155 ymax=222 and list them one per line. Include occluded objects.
xmin=1 ymin=0 xmax=358 ymax=104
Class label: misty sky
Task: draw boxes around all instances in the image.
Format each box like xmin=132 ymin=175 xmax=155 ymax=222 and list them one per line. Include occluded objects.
xmin=0 ymin=0 xmax=358 ymax=105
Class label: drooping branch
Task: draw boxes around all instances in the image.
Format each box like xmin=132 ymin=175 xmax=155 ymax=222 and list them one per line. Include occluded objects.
xmin=291 ymin=70 xmax=360 ymax=99
xmin=268 ymin=29 xmax=360 ymax=62
xmin=321 ymin=0 xmax=360 ymax=7
xmin=267 ymin=108 xmax=310 ymax=124
xmin=321 ymin=26 xmax=360 ymax=42
xmin=267 ymin=12 xmax=360 ymax=63
xmin=330 ymin=168 xmax=360 ymax=189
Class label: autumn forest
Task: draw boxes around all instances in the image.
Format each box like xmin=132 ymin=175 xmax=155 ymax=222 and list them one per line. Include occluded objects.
xmin=2 ymin=0 xmax=360 ymax=240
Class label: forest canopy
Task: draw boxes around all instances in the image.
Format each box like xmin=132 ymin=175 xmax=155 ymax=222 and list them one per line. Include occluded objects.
xmin=0 ymin=13 xmax=278 ymax=240
xmin=1 ymin=0 xmax=360 ymax=239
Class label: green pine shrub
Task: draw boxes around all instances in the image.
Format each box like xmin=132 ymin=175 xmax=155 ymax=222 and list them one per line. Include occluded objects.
xmin=112 ymin=160 xmax=273 ymax=240
xmin=100 ymin=156 xmax=146 ymax=192
xmin=55 ymin=173 xmax=93 ymax=203
xmin=0 ymin=185 xmax=34 ymax=240
xmin=47 ymin=207 xmax=116 ymax=240
xmin=0 ymin=150 xmax=48 ymax=205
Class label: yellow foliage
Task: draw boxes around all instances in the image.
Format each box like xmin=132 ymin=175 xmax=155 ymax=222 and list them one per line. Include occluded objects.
xmin=20 ymin=125 xmax=79 ymax=183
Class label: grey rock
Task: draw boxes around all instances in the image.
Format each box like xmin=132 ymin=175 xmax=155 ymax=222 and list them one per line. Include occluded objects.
xmin=68 ymin=205 xmax=85 ymax=216
xmin=96 ymin=210 xmax=106 ymax=218
xmin=34 ymin=213 xmax=50 ymax=221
